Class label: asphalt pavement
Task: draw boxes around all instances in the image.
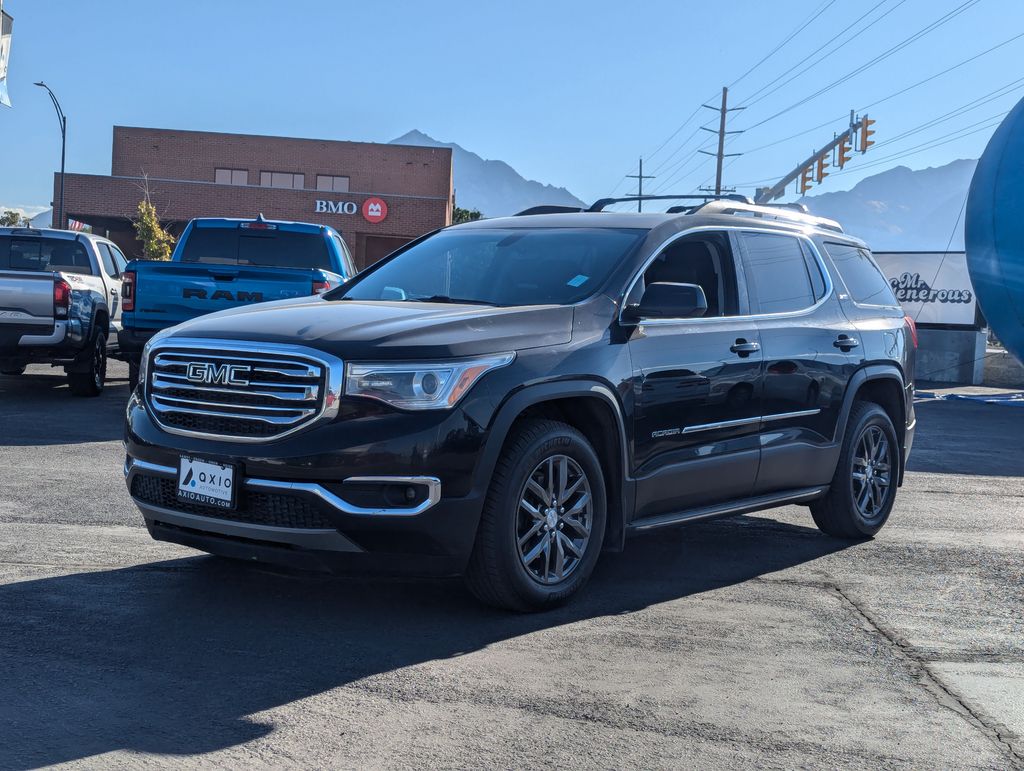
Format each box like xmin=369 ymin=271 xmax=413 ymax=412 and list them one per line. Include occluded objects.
xmin=0 ymin=362 xmax=1021 ymax=769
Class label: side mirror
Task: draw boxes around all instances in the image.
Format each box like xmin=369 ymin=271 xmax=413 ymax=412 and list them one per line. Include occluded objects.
xmin=624 ymin=282 xmax=708 ymax=321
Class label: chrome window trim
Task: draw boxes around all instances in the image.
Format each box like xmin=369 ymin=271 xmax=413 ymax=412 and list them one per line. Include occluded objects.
xmin=144 ymin=337 xmax=344 ymax=444
xmin=124 ymin=455 xmax=441 ymax=518
xmin=618 ymin=224 xmax=835 ymax=327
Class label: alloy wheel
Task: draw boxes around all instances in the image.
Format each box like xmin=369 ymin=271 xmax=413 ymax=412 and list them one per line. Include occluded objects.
xmin=516 ymin=454 xmax=593 ymax=585
xmin=851 ymin=424 xmax=891 ymax=521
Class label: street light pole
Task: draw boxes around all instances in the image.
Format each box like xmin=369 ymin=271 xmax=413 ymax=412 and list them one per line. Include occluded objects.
xmin=34 ymin=81 xmax=66 ymax=229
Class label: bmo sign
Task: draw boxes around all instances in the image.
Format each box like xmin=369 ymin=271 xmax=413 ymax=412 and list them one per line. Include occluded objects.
xmin=315 ymin=196 xmax=389 ymax=224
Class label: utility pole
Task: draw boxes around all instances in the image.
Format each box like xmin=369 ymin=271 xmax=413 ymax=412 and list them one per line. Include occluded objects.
xmin=698 ymin=86 xmax=744 ymax=195
xmin=626 ymin=157 xmax=655 ymax=212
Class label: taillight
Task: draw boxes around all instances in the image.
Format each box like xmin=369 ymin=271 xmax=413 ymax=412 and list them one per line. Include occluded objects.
xmin=121 ymin=270 xmax=136 ymax=312
xmin=53 ymin=278 xmax=71 ymax=319
xmin=312 ymin=279 xmax=331 ymax=295
xmin=903 ymin=314 xmax=918 ymax=349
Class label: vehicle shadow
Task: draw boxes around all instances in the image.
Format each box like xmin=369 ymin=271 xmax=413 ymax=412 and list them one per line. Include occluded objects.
xmin=0 ymin=368 xmax=131 ymax=446
xmin=0 ymin=514 xmax=850 ymax=768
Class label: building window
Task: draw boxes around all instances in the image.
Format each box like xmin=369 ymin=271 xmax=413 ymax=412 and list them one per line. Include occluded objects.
xmin=215 ymin=168 xmax=248 ymax=185
xmin=260 ymin=171 xmax=305 ymax=189
xmin=316 ymin=175 xmax=350 ymax=193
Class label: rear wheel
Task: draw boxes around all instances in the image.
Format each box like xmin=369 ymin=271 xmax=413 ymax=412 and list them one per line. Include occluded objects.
xmin=465 ymin=419 xmax=606 ymax=612
xmin=811 ymin=401 xmax=899 ymax=538
xmin=68 ymin=330 xmax=107 ymax=397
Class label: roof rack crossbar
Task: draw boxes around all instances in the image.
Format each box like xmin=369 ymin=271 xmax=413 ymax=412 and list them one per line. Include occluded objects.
xmin=587 ymin=193 xmax=752 ymax=212
xmin=691 ymin=200 xmax=843 ymax=233
xmin=514 ymin=205 xmax=586 ymax=216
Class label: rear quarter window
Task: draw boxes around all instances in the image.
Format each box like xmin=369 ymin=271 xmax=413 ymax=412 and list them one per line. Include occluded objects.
xmin=824 ymin=242 xmax=900 ymax=307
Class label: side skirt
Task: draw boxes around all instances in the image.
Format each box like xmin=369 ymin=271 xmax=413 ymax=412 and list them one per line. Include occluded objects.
xmin=626 ymin=486 xmax=828 ymax=534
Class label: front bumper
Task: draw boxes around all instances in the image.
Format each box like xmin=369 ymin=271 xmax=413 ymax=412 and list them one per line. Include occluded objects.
xmin=124 ymin=392 xmax=490 ymax=576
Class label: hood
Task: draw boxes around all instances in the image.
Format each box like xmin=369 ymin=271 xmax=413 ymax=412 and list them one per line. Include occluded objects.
xmin=162 ymin=296 xmax=574 ymax=359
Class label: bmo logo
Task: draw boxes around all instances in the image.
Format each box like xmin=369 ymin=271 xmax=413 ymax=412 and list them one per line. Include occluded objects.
xmin=314 ymin=197 xmax=388 ymax=224
xmin=362 ymin=197 xmax=388 ymax=224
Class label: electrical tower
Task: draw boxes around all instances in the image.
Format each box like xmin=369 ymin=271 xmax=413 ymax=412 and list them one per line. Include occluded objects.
xmin=698 ymin=86 xmax=744 ymax=195
xmin=626 ymin=157 xmax=656 ymax=212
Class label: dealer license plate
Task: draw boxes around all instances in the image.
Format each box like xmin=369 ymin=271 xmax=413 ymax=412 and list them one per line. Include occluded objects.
xmin=177 ymin=456 xmax=236 ymax=510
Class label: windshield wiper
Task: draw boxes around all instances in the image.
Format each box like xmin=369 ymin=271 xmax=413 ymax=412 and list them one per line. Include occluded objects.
xmin=414 ymin=295 xmax=496 ymax=306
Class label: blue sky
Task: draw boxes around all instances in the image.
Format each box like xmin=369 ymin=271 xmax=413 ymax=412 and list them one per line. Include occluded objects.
xmin=1 ymin=0 xmax=1022 ymax=216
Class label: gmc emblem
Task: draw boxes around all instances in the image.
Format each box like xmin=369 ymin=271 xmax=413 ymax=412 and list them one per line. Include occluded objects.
xmin=186 ymin=361 xmax=251 ymax=387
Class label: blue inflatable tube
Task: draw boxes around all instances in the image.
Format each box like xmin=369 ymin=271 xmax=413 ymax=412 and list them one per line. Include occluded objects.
xmin=965 ymin=98 xmax=1024 ymax=364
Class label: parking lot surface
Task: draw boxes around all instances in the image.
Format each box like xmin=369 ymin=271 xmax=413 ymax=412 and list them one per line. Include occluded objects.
xmin=1 ymin=362 xmax=1022 ymax=769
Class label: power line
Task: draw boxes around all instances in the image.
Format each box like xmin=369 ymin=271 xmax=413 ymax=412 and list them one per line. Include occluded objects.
xmin=743 ymin=0 xmax=982 ymax=131
xmin=738 ymin=0 xmax=901 ymax=109
xmin=732 ymin=29 xmax=1024 ymax=158
xmin=728 ymin=0 xmax=839 ymax=89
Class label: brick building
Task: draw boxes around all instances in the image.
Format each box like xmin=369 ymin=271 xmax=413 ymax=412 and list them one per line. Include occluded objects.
xmin=57 ymin=126 xmax=453 ymax=268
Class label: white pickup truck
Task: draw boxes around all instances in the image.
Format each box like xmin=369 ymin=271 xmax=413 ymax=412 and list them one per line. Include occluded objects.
xmin=0 ymin=227 xmax=128 ymax=395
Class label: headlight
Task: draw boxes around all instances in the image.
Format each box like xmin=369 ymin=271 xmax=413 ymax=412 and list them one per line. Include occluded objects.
xmin=137 ymin=339 xmax=154 ymax=391
xmin=345 ymin=353 xmax=515 ymax=410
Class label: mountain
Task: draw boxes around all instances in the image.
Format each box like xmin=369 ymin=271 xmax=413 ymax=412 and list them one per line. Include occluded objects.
xmin=800 ymin=159 xmax=976 ymax=251
xmin=390 ymin=130 xmax=585 ymax=218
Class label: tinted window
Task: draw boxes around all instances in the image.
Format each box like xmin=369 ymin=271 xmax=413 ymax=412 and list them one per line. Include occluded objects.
xmin=180 ymin=227 xmax=333 ymax=270
xmin=1 ymin=236 xmax=93 ymax=275
xmin=338 ymin=228 xmax=646 ymax=306
xmin=801 ymin=242 xmax=827 ymax=301
xmin=330 ymin=234 xmax=355 ymax=277
xmin=97 ymin=243 xmax=118 ymax=276
xmin=634 ymin=233 xmax=739 ymax=317
xmin=824 ymin=242 xmax=900 ymax=306
xmin=108 ymin=244 xmax=129 ymax=273
xmin=740 ymin=232 xmax=815 ymax=314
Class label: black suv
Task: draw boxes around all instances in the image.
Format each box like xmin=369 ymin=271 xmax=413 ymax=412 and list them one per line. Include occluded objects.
xmin=124 ymin=197 xmax=916 ymax=611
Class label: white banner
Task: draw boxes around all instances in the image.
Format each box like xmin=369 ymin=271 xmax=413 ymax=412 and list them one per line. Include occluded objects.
xmin=0 ymin=8 xmax=12 ymax=108
xmin=872 ymin=251 xmax=978 ymax=327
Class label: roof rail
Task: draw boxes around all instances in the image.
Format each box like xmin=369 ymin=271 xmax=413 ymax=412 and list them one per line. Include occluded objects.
xmin=691 ymin=199 xmax=843 ymax=233
xmin=587 ymin=193 xmax=752 ymax=212
xmin=514 ymin=205 xmax=585 ymax=216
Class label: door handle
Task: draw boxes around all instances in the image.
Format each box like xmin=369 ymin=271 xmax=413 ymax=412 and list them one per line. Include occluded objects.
xmin=730 ymin=339 xmax=760 ymax=357
xmin=833 ymin=335 xmax=860 ymax=350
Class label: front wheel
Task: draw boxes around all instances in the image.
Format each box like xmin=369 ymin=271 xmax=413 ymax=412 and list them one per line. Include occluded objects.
xmin=68 ymin=331 xmax=108 ymax=397
xmin=465 ymin=419 xmax=606 ymax=612
xmin=811 ymin=401 xmax=899 ymax=538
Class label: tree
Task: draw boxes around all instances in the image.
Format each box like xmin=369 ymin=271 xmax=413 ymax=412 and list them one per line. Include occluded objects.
xmin=452 ymin=206 xmax=483 ymax=224
xmin=133 ymin=196 xmax=175 ymax=261
xmin=0 ymin=209 xmax=26 ymax=227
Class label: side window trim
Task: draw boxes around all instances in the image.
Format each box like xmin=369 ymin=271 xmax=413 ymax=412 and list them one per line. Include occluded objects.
xmin=618 ymin=226 xmax=834 ymax=325
xmin=822 ymin=241 xmax=901 ymax=309
xmin=620 ymin=228 xmax=747 ymax=324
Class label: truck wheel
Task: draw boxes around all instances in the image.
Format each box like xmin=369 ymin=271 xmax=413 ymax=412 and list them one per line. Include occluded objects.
xmin=465 ymin=419 xmax=606 ymax=612
xmin=811 ymin=401 xmax=899 ymax=539
xmin=128 ymin=361 xmax=140 ymax=391
xmin=68 ymin=331 xmax=108 ymax=397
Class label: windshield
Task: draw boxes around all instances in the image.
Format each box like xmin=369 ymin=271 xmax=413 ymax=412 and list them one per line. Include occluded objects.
xmin=337 ymin=227 xmax=646 ymax=306
xmin=180 ymin=227 xmax=333 ymax=271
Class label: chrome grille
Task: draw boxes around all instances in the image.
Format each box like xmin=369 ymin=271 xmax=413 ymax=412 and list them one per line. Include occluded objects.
xmin=144 ymin=339 xmax=342 ymax=442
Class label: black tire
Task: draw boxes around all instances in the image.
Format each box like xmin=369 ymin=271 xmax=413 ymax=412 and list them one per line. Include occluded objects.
xmin=0 ymin=367 xmax=25 ymax=376
xmin=68 ymin=330 xmax=108 ymax=397
xmin=811 ymin=401 xmax=899 ymax=539
xmin=465 ymin=419 xmax=607 ymax=612
xmin=128 ymin=361 xmax=140 ymax=392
